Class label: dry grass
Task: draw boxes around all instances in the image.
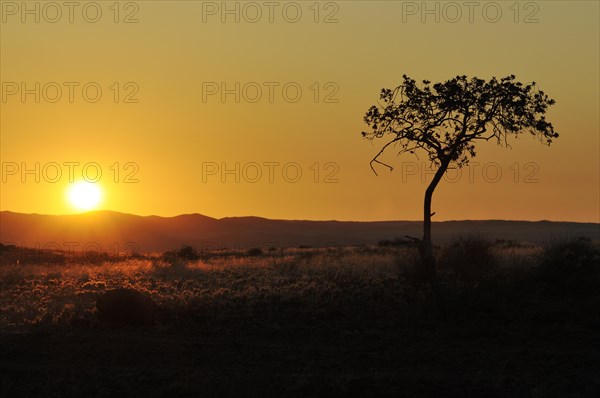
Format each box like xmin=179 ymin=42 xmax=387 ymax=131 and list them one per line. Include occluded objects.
xmin=1 ymin=239 xmax=596 ymax=332
xmin=1 ymin=239 xmax=598 ymax=397
xmin=0 ymin=247 xmax=411 ymax=332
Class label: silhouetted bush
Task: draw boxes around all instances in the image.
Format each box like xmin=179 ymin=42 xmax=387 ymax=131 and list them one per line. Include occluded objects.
xmin=439 ymin=236 xmax=496 ymax=283
xmin=247 ymin=247 xmax=263 ymax=257
xmin=536 ymin=237 xmax=600 ymax=294
xmin=163 ymin=245 xmax=199 ymax=263
xmin=177 ymin=245 xmax=199 ymax=260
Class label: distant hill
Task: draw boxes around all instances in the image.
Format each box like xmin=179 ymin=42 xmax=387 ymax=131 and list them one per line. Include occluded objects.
xmin=1 ymin=210 xmax=598 ymax=253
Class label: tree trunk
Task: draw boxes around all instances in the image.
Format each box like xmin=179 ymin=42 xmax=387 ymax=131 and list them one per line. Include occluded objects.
xmin=419 ymin=158 xmax=451 ymax=312
xmin=420 ymin=187 xmax=442 ymax=309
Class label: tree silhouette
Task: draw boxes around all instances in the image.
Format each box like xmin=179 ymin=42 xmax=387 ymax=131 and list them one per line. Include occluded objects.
xmin=362 ymin=75 xmax=558 ymax=307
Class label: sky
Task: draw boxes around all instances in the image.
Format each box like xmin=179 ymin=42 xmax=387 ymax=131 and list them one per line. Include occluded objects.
xmin=1 ymin=1 xmax=598 ymax=222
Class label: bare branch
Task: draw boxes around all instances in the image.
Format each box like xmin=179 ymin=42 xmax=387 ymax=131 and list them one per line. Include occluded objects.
xmin=369 ymin=136 xmax=401 ymax=175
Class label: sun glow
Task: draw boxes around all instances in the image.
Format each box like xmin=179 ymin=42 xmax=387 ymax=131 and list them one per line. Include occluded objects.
xmin=67 ymin=181 xmax=103 ymax=211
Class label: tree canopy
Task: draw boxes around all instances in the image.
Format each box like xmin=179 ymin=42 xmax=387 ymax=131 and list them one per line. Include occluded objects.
xmin=362 ymin=75 xmax=558 ymax=175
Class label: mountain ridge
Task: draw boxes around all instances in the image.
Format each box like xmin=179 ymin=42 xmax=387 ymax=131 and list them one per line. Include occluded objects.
xmin=1 ymin=210 xmax=598 ymax=253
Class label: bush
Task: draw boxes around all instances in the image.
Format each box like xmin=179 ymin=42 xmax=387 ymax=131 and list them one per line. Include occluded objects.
xmin=536 ymin=237 xmax=599 ymax=294
xmin=439 ymin=236 xmax=496 ymax=283
xmin=247 ymin=247 xmax=263 ymax=257
xmin=162 ymin=245 xmax=199 ymax=262
xmin=177 ymin=245 xmax=199 ymax=260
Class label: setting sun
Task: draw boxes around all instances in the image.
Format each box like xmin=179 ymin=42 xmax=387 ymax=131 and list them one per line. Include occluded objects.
xmin=67 ymin=181 xmax=102 ymax=211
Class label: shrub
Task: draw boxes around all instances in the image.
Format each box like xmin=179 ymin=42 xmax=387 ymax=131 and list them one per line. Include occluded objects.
xmin=162 ymin=245 xmax=199 ymax=263
xmin=177 ymin=245 xmax=199 ymax=260
xmin=247 ymin=247 xmax=263 ymax=257
xmin=536 ymin=237 xmax=599 ymax=294
xmin=439 ymin=236 xmax=496 ymax=283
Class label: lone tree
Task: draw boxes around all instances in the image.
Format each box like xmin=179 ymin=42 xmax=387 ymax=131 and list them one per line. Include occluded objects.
xmin=362 ymin=75 xmax=558 ymax=303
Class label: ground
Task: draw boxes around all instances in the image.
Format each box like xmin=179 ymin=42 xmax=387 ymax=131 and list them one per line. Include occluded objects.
xmin=1 ymin=241 xmax=598 ymax=397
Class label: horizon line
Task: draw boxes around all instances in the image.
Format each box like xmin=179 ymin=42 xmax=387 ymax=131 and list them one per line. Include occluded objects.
xmin=1 ymin=209 xmax=599 ymax=225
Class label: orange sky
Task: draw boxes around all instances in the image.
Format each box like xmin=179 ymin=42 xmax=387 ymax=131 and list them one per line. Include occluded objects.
xmin=1 ymin=1 xmax=598 ymax=222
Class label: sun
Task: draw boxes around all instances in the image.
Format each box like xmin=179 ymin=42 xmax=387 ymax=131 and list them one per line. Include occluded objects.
xmin=67 ymin=181 xmax=103 ymax=211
